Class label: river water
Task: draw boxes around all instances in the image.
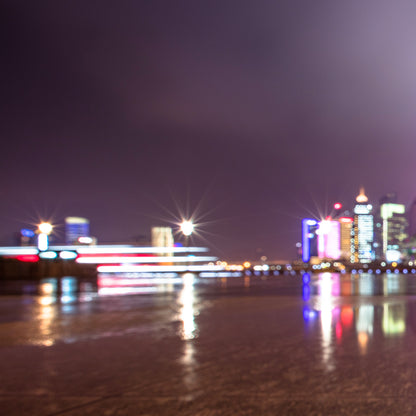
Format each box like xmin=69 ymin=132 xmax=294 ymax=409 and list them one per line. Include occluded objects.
xmin=1 ymin=272 xmax=416 ymax=414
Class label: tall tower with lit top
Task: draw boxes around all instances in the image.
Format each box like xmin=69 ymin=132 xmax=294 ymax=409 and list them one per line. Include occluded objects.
xmin=351 ymin=188 xmax=374 ymax=263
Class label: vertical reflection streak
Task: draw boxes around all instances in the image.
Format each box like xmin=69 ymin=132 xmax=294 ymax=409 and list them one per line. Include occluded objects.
xmin=179 ymin=273 xmax=196 ymax=340
xmin=319 ymin=273 xmax=334 ymax=372
xmin=356 ymin=305 xmax=374 ymax=355
xmin=382 ymin=302 xmax=406 ymax=336
xmin=38 ymin=280 xmax=58 ymax=346
xmin=178 ymin=273 xmax=199 ymax=399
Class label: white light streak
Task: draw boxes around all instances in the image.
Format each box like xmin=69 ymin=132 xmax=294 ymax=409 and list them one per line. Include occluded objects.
xmin=39 ymin=251 xmax=58 ymax=259
xmin=59 ymin=251 xmax=78 ymax=260
xmin=76 ymin=255 xmax=217 ymax=264
xmin=37 ymin=233 xmax=49 ymax=251
xmin=76 ymin=246 xmax=208 ymax=254
xmin=0 ymin=248 xmax=39 ymax=255
xmin=97 ymin=264 xmax=225 ymax=273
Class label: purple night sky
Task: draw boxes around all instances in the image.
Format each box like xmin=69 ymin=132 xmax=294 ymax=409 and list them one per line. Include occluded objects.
xmin=1 ymin=1 xmax=416 ymax=261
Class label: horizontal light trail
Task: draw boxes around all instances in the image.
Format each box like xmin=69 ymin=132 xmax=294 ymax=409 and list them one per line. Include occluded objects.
xmin=0 ymin=248 xmax=39 ymax=255
xmin=75 ymin=246 xmax=208 ymax=254
xmin=76 ymin=255 xmax=217 ymax=264
xmin=199 ymin=272 xmax=243 ymax=278
xmin=98 ymin=287 xmax=159 ymax=296
xmin=97 ymin=264 xmax=225 ymax=273
xmin=98 ymin=277 xmax=184 ymax=286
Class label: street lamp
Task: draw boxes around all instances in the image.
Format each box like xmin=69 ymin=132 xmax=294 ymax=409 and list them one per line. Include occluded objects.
xmin=180 ymin=220 xmax=194 ymax=273
xmin=38 ymin=222 xmax=53 ymax=251
xmin=180 ymin=220 xmax=194 ymax=252
xmin=180 ymin=220 xmax=194 ymax=237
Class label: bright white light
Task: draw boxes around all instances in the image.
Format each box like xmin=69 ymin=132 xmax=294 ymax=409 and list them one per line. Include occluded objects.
xmin=199 ymin=272 xmax=243 ymax=278
xmin=38 ymin=223 xmax=53 ymax=235
xmin=180 ymin=220 xmax=194 ymax=236
xmin=78 ymin=237 xmax=93 ymax=244
xmin=38 ymin=233 xmax=49 ymax=251
xmin=75 ymin=246 xmax=208 ymax=254
xmin=59 ymin=251 xmax=78 ymax=260
xmin=76 ymin=255 xmax=217 ymax=264
xmin=97 ymin=264 xmax=225 ymax=273
xmin=386 ymin=250 xmax=401 ymax=263
xmin=0 ymin=248 xmax=38 ymax=255
xmin=39 ymin=251 xmax=57 ymax=259
xmin=98 ymin=276 xmax=183 ymax=286
xmin=179 ymin=273 xmax=196 ymax=340
xmin=99 ymin=287 xmax=158 ymax=296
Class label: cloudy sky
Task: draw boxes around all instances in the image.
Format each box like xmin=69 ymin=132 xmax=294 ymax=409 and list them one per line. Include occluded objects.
xmin=1 ymin=0 xmax=416 ymax=261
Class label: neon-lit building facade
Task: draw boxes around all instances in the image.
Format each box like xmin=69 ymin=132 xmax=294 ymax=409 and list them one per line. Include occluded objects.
xmin=409 ymin=198 xmax=416 ymax=238
xmin=65 ymin=217 xmax=90 ymax=245
xmin=302 ymin=219 xmax=318 ymax=262
xmin=339 ymin=217 xmax=353 ymax=260
xmin=380 ymin=203 xmax=408 ymax=261
xmin=151 ymin=227 xmax=174 ymax=257
xmin=317 ymin=220 xmax=341 ymax=260
xmin=351 ymin=188 xmax=374 ymax=263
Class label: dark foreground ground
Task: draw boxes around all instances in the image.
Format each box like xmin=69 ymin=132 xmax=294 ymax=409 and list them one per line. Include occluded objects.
xmin=1 ymin=272 xmax=416 ymax=415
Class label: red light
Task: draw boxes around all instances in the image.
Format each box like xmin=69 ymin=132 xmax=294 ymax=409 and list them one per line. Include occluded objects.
xmin=336 ymin=322 xmax=343 ymax=340
xmin=16 ymin=255 xmax=39 ymax=262
xmin=340 ymin=217 xmax=353 ymax=223
xmin=341 ymin=306 xmax=353 ymax=328
xmin=334 ymin=203 xmax=342 ymax=210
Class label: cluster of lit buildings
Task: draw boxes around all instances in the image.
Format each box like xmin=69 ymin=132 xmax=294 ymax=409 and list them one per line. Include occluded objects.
xmin=3 ymin=217 xmax=227 ymax=277
xmin=302 ymin=188 xmax=415 ymax=264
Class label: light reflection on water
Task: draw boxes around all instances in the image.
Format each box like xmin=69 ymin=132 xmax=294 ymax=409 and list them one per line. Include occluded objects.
xmin=4 ymin=272 xmax=416 ymax=356
xmin=178 ymin=273 xmax=197 ymax=340
xmin=302 ymin=272 xmax=410 ymax=370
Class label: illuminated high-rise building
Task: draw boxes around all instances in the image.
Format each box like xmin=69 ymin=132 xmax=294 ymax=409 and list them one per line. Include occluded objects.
xmin=317 ymin=219 xmax=341 ymax=260
xmin=380 ymin=202 xmax=408 ymax=262
xmin=65 ymin=217 xmax=90 ymax=245
xmin=339 ymin=217 xmax=353 ymax=260
xmin=151 ymin=227 xmax=174 ymax=256
xmin=301 ymin=219 xmax=319 ymax=262
xmin=409 ymin=198 xmax=416 ymax=238
xmin=351 ymin=188 xmax=374 ymax=263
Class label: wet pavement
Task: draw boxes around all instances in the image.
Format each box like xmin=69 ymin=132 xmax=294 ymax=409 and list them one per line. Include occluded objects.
xmin=2 ymin=272 xmax=416 ymax=415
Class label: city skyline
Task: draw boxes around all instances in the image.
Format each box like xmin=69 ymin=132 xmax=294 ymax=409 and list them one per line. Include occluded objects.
xmin=302 ymin=187 xmax=414 ymax=265
xmin=6 ymin=186 xmax=416 ymax=263
xmin=2 ymin=1 xmax=416 ymax=261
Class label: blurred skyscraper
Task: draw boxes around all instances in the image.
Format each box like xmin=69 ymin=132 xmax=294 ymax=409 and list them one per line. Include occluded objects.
xmin=339 ymin=217 xmax=353 ymax=260
xmin=408 ymin=198 xmax=416 ymax=238
xmin=151 ymin=227 xmax=174 ymax=256
xmin=317 ymin=219 xmax=341 ymax=260
xmin=301 ymin=219 xmax=318 ymax=262
xmin=65 ymin=217 xmax=90 ymax=245
xmin=351 ymin=188 xmax=374 ymax=263
xmin=380 ymin=201 xmax=408 ymax=262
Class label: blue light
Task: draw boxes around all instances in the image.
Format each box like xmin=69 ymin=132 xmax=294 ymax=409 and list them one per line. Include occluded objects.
xmin=302 ymin=218 xmax=317 ymax=263
xmin=302 ymin=272 xmax=311 ymax=284
xmin=302 ymin=284 xmax=310 ymax=301
xmin=21 ymin=228 xmax=35 ymax=238
xmin=303 ymin=307 xmax=317 ymax=321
